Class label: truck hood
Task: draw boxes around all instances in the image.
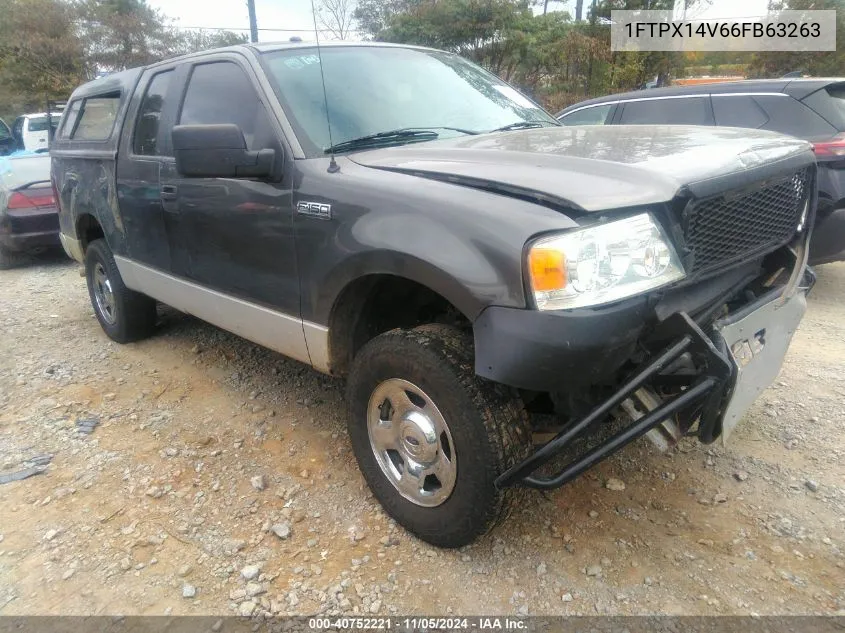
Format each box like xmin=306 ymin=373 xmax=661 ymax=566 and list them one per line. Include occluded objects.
xmin=348 ymin=125 xmax=812 ymax=212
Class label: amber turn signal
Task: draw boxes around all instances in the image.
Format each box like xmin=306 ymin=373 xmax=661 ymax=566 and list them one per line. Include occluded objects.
xmin=528 ymin=248 xmax=566 ymax=292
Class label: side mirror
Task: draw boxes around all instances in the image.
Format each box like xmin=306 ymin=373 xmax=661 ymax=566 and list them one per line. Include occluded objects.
xmin=172 ymin=124 xmax=275 ymax=178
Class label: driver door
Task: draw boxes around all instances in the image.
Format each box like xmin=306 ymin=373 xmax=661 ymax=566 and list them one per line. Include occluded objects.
xmin=161 ymin=56 xmax=299 ymax=318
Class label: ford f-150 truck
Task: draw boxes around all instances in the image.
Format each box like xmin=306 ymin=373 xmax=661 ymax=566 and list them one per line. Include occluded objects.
xmin=52 ymin=42 xmax=816 ymax=548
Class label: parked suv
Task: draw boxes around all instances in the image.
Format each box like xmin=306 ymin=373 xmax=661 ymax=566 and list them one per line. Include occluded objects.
xmin=53 ymin=43 xmax=816 ymax=547
xmin=557 ymin=79 xmax=845 ymax=265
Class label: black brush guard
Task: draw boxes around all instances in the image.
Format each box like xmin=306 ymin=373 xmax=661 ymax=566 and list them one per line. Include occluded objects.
xmin=495 ymin=311 xmax=735 ymax=490
xmin=496 ymin=169 xmax=818 ymax=492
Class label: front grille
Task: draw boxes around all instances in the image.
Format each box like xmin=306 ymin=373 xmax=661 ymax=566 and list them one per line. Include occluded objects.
xmin=683 ymin=167 xmax=811 ymax=275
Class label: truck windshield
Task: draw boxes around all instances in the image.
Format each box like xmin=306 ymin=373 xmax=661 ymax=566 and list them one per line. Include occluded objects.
xmin=262 ymin=46 xmax=557 ymax=156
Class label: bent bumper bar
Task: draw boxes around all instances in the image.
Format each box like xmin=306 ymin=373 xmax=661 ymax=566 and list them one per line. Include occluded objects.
xmin=495 ymin=312 xmax=732 ymax=490
xmin=496 ymin=267 xmax=813 ymax=491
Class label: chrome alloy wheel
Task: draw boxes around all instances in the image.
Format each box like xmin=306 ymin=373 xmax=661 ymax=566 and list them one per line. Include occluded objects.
xmin=367 ymin=378 xmax=457 ymax=507
xmin=92 ymin=262 xmax=116 ymax=325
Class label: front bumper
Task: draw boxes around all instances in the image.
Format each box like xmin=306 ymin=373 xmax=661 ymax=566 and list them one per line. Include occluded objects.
xmin=474 ymin=261 xmax=761 ymax=392
xmin=495 ymin=268 xmax=814 ymax=490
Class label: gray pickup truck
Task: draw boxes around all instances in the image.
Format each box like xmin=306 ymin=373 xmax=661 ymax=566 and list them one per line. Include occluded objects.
xmin=52 ymin=41 xmax=816 ymax=548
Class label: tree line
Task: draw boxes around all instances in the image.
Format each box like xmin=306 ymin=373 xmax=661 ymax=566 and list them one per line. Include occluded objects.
xmin=0 ymin=0 xmax=246 ymax=121
xmin=348 ymin=0 xmax=845 ymax=111
xmin=2 ymin=0 xmax=843 ymax=123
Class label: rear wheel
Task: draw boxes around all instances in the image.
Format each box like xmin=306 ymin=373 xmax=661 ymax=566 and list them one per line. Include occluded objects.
xmin=345 ymin=324 xmax=532 ymax=548
xmin=84 ymin=239 xmax=157 ymax=343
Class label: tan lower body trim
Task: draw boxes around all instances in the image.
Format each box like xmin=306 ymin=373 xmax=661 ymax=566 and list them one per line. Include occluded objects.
xmin=60 ymin=233 xmax=84 ymax=263
xmin=113 ymin=256 xmax=330 ymax=372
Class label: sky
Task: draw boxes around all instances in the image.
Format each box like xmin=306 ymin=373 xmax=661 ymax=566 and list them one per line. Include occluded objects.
xmin=147 ymin=0 xmax=773 ymax=42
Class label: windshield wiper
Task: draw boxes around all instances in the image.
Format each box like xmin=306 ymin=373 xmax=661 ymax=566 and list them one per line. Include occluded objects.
xmin=326 ymin=126 xmax=480 ymax=154
xmin=488 ymin=121 xmax=551 ymax=133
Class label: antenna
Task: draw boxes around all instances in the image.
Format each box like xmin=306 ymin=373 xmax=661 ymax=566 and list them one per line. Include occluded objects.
xmin=247 ymin=0 xmax=258 ymax=43
xmin=310 ymin=0 xmax=340 ymax=173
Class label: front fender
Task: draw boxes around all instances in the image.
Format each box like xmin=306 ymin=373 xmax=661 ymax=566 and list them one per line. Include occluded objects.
xmin=294 ymin=157 xmax=581 ymax=326
xmin=312 ymin=245 xmax=503 ymax=326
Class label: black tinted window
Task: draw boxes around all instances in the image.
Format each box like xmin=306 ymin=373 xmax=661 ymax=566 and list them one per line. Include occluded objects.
xmin=134 ymin=70 xmax=173 ymax=156
xmin=712 ymin=95 xmax=769 ymax=128
xmin=0 ymin=120 xmax=10 ymax=141
xmin=179 ymin=62 xmax=271 ymax=150
xmin=559 ymin=104 xmax=613 ymax=126
xmin=801 ymin=85 xmax=845 ymax=132
xmin=619 ymin=97 xmax=713 ymax=125
xmin=58 ymin=100 xmax=81 ymax=138
xmin=754 ymin=95 xmax=836 ymax=139
xmin=73 ymin=95 xmax=120 ymax=140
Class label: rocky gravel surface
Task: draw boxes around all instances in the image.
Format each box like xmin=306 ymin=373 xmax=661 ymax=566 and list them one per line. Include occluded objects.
xmin=0 ymin=253 xmax=843 ymax=616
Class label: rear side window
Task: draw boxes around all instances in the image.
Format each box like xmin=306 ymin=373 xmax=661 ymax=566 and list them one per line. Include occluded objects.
xmin=73 ymin=94 xmax=120 ymax=140
xmin=559 ymin=104 xmax=613 ymax=126
xmin=801 ymin=84 xmax=845 ymax=131
xmin=712 ymin=95 xmax=769 ymax=129
xmin=619 ymin=97 xmax=714 ymax=126
xmin=58 ymin=100 xmax=82 ymax=138
xmin=179 ymin=61 xmax=272 ymax=151
xmin=0 ymin=119 xmax=10 ymax=141
xmin=27 ymin=117 xmax=50 ymax=132
xmin=134 ymin=70 xmax=174 ymax=156
xmin=753 ymin=95 xmax=837 ymax=139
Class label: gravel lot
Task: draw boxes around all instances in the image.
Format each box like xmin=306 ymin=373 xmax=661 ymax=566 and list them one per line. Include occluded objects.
xmin=0 ymin=253 xmax=843 ymax=616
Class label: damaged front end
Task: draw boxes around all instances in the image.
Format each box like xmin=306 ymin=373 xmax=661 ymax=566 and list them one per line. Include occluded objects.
xmin=496 ymin=190 xmax=816 ymax=491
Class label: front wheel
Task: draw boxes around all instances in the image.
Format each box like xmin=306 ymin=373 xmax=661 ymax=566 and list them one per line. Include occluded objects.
xmin=345 ymin=324 xmax=532 ymax=548
xmin=85 ymin=239 xmax=157 ymax=343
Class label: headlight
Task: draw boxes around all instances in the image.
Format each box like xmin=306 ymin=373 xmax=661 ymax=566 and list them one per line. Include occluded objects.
xmin=527 ymin=213 xmax=685 ymax=310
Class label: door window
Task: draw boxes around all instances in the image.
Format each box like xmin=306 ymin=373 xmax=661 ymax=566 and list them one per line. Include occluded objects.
xmin=559 ymin=104 xmax=613 ymax=126
xmin=134 ymin=70 xmax=174 ymax=156
xmin=27 ymin=116 xmax=51 ymax=132
xmin=754 ymin=95 xmax=837 ymax=139
xmin=802 ymin=84 xmax=845 ymax=131
xmin=179 ymin=61 xmax=273 ymax=150
xmin=712 ymin=95 xmax=769 ymax=128
xmin=58 ymin=100 xmax=82 ymax=138
xmin=619 ymin=97 xmax=713 ymax=125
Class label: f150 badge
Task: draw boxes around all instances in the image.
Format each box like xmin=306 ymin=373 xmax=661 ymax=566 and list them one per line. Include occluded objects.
xmin=296 ymin=201 xmax=332 ymax=220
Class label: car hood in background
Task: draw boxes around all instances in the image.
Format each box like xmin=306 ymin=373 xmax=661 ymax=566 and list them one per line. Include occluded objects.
xmin=348 ymin=125 xmax=813 ymax=212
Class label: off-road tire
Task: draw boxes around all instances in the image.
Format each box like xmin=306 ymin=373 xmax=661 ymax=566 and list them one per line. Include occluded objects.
xmin=85 ymin=239 xmax=157 ymax=343
xmin=346 ymin=324 xmax=532 ymax=548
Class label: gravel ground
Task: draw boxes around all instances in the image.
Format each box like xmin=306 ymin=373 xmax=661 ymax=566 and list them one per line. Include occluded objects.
xmin=0 ymin=252 xmax=843 ymax=616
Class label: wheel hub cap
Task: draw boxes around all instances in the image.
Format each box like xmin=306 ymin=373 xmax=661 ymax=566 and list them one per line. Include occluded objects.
xmin=400 ymin=411 xmax=437 ymax=462
xmin=367 ymin=378 xmax=457 ymax=507
xmin=93 ymin=262 xmax=116 ymax=325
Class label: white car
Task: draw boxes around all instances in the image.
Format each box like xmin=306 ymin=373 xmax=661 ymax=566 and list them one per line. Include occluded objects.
xmin=11 ymin=112 xmax=63 ymax=151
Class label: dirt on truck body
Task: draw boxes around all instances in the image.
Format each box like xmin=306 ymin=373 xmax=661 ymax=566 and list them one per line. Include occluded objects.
xmin=51 ymin=41 xmax=817 ymax=548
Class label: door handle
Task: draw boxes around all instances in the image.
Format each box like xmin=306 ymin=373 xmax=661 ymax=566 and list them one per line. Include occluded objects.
xmin=160 ymin=185 xmax=178 ymax=201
